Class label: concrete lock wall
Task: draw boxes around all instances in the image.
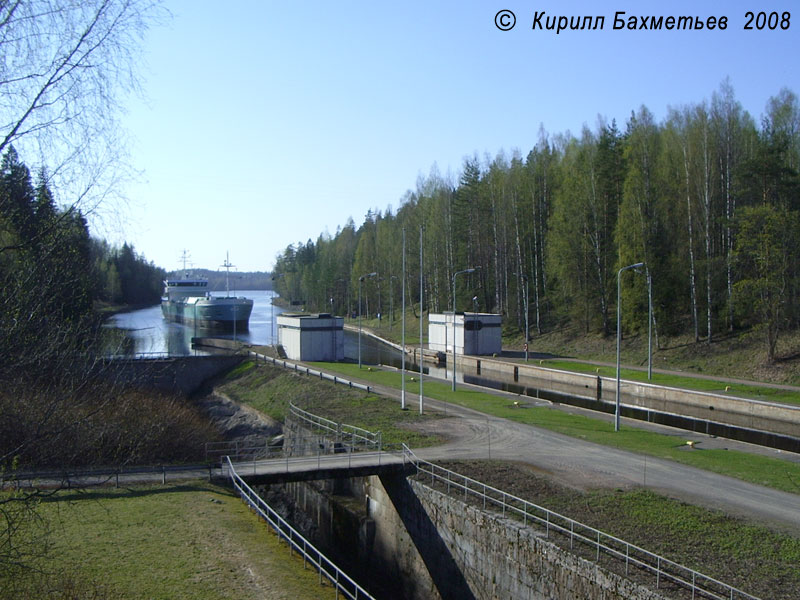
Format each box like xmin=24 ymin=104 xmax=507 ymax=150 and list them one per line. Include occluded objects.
xmin=279 ymin=421 xmax=671 ymax=599
xmin=402 ymin=480 xmax=671 ymax=600
xmin=268 ymin=474 xmax=440 ymax=600
xmin=455 ymin=355 xmax=800 ymax=438
xmin=275 ymin=472 xmax=672 ymax=600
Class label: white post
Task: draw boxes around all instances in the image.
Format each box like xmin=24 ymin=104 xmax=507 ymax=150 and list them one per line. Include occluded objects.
xmin=419 ymin=226 xmax=424 ymax=414
xmin=616 ymin=262 xmax=644 ymax=431
xmin=358 ymin=272 xmax=377 ymax=369
xmin=452 ymin=267 xmax=477 ymax=392
xmin=401 ymin=228 xmax=406 ymax=410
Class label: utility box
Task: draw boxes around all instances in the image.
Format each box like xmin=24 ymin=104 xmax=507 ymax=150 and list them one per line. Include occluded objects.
xmin=428 ymin=312 xmax=502 ymax=356
xmin=277 ymin=313 xmax=344 ymax=361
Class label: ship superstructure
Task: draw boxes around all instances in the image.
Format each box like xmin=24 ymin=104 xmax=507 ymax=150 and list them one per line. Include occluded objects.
xmin=161 ymin=252 xmax=253 ymax=331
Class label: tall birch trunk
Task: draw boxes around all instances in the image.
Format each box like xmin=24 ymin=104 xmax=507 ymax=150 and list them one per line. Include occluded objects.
xmin=682 ymin=144 xmax=700 ymax=342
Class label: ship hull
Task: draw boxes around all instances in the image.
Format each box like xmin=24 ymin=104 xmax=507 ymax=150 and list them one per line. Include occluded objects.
xmin=161 ymin=297 xmax=254 ymax=331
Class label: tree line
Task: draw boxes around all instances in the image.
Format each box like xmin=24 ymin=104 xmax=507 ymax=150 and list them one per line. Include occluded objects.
xmin=0 ymin=2 xmax=217 ymax=593
xmin=273 ymin=81 xmax=800 ymax=362
xmin=0 ymin=146 xmax=165 ymax=311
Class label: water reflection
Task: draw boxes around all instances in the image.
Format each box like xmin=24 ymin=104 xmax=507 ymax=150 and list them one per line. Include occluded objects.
xmin=106 ymin=296 xmax=475 ymax=387
xmin=105 ymin=290 xmax=286 ymax=356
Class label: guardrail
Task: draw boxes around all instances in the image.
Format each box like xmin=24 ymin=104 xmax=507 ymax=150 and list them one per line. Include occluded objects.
xmin=401 ymin=446 xmax=760 ymax=600
xmin=5 ymin=463 xmax=217 ymax=488
xmin=225 ymin=456 xmax=376 ymax=600
xmin=289 ymin=403 xmax=382 ymax=451
xmin=223 ymin=450 xmax=400 ymax=481
xmin=205 ymin=439 xmax=283 ymax=463
xmin=103 ymin=351 xmax=173 ymax=360
xmin=247 ymin=351 xmax=372 ymax=393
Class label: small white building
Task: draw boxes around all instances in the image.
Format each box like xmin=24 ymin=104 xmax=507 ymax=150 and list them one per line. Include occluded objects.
xmin=277 ymin=313 xmax=344 ymax=361
xmin=428 ymin=312 xmax=502 ymax=356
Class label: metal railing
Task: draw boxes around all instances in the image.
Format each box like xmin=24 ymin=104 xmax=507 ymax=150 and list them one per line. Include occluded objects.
xmin=103 ymin=351 xmax=173 ymax=360
xmin=225 ymin=456 xmax=376 ymax=600
xmin=401 ymin=446 xmax=760 ymax=600
xmin=247 ymin=351 xmax=372 ymax=393
xmin=288 ymin=403 xmax=382 ymax=451
xmin=5 ymin=463 xmax=217 ymax=488
xmin=205 ymin=439 xmax=283 ymax=463
xmin=223 ymin=450 xmax=399 ymax=481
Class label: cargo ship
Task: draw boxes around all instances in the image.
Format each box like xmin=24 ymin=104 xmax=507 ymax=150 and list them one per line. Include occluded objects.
xmin=161 ymin=253 xmax=253 ymax=331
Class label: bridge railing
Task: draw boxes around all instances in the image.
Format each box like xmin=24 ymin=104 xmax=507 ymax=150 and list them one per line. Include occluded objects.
xmin=5 ymin=463 xmax=217 ymax=488
xmin=401 ymin=446 xmax=760 ymax=600
xmin=225 ymin=456 xmax=376 ymax=600
xmin=247 ymin=351 xmax=372 ymax=394
xmin=288 ymin=402 xmax=382 ymax=452
xmin=206 ymin=434 xmax=379 ymax=466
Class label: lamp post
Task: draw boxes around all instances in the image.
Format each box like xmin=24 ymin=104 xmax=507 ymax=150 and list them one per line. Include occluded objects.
xmin=271 ymin=273 xmax=284 ymax=345
xmin=401 ymin=229 xmax=406 ymax=409
xmin=358 ymin=271 xmax=377 ymax=369
xmin=646 ymin=267 xmax=653 ymax=381
xmin=452 ymin=267 xmax=478 ymax=391
xmin=616 ymin=262 xmax=644 ymax=432
xmin=419 ymin=226 xmax=424 ymax=414
xmin=513 ymin=273 xmax=530 ymax=362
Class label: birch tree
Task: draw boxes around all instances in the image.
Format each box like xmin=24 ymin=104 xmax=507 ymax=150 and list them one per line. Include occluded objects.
xmin=0 ymin=0 xmax=164 ymax=219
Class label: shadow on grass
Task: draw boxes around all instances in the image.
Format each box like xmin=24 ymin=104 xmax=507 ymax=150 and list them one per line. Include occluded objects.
xmin=41 ymin=481 xmax=235 ymax=504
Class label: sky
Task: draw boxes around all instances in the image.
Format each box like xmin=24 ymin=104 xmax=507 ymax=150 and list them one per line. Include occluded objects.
xmin=109 ymin=1 xmax=799 ymax=272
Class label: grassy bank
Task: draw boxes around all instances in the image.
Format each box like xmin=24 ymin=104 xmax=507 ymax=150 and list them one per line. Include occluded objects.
xmin=314 ymin=362 xmax=800 ymax=495
xmin=216 ymin=360 xmax=800 ymax=597
xmin=439 ymin=460 xmax=800 ymax=600
xmin=2 ymin=482 xmax=337 ymax=600
xmin=516 ymin=326 xmax=800 ymax=387
xmin=532 ymin=358 xmax=800 ymax=405
xmin=351 ymin=309 xmax=800 ymax=388
xmin=218 ymin=360 xmax=444 ymax=449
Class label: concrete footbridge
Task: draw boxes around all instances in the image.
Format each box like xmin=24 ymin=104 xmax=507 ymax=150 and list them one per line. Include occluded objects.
xmin=221 ymin=450 xmax=414 ymax=485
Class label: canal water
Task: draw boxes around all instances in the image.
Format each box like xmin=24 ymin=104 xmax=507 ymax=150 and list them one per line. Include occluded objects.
xmin=106 ymin=290 xmax=285 ymax=356
xmin=106 ymin=292 xmax=562 ymax=390
xmin=107 ymin=296 xmax=798 ymax=450
xmin=106 ymin=293 xmax=588 ymax=394
xmin=105 ymin=292 xmax=428 ymax=369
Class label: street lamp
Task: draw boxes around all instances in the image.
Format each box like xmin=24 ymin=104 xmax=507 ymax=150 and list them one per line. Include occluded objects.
xmin=616 ymin=262 xmax=644 ymax=431
xmin=645 ymin=267 xmax=653 ymax=381
xmin=401 ymin=229 xmax=406 ymax=409
xmin=358 ymin=272 xmax=377 ymax=369
xmin=452 ymin=267 xmax=478 ymax=391
xmin=514 ymin=273 xmax=530 ymax=362
xmin=419 ymin=226 xmax=424 ymax=415
xmin=271 ymin=273 xmax=284 ymax=345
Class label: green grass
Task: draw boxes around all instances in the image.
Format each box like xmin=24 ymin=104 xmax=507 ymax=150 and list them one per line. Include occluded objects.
xmin=219 ymin=361 xmax=443 ymax=449
xmin=3 ymin=482 xmax=341 ymax=599
xmin=441 ymin=460 xmax=800 ymax=598
xmin=314 ymin=362 xmax=800 ymax=494
xmin=537 ymin=358 xmax=800 ymax=406
xmin=591 ymin=490 xmax=800 ymax=594
xmin=355 ymin=308 xmax=800 ymax=399
xmin=345 ymin=314 xmax=424 ymax=346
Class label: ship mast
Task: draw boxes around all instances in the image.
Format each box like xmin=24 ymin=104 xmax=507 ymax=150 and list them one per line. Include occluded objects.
xmin=220 ymin=252 xmax=235 ymax=297
xmin=180 ymin=249 xmax=191 ymax=277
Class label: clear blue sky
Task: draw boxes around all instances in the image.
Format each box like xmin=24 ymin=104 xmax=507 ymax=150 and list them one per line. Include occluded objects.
xmin=112 ymin=0 xmax=798 ymax=272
